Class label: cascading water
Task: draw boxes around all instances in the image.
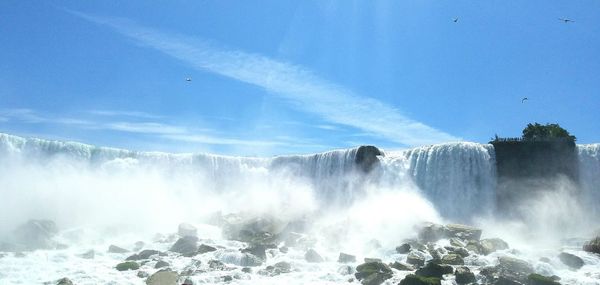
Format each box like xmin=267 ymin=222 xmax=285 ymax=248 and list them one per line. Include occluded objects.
xmin=578 ymin=144 xmax=600 ymax=216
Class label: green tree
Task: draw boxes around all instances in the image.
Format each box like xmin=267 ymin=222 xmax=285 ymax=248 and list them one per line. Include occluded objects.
xmin=522 ymin=123 xmax=576 ymax=141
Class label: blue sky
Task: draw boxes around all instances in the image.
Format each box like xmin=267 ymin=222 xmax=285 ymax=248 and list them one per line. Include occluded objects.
xmin=1 ymin=1 xmax=599 ymax=155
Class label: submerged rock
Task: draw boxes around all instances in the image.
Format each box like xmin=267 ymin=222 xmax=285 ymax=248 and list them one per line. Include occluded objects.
xmin=455 ymin=266 xmax=476 ymax=284
xmin=108 ymin=245 xmax=129 ymax=253
xmin=338 ymin=252 xmax=356 ymax=263
xmin=399 ymin=274 xmax=441 ymax=285
xmin=178 ymin=223 xmax=198 ymax=237
xmin=355 ymin=261 xmax=393 ymax=285
xmin=481 ymin=238 xmax=509 ymax=255
xmin=146 ymin=270 xmax=179 ymax=285
xmin=305 ymin=248 xmax=324 ymax=263
xmin=170 ymin=236 xmax=199 ymax=256
xmin=415 ymin=262 xmax=453 ymax=278
xmin=527 ymin=273 xmax=561 ymax=285
xmin=116 ymin=261 xmax=140 ymax=271
xmin=583 ymin=237 xmax=600 ymax=254
xmin=558 ymin=252 xmax=584 ymax=269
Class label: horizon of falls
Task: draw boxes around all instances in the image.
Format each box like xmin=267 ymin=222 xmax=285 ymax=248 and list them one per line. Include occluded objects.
xmin=1 ymin=132 xmax=599 ymax=229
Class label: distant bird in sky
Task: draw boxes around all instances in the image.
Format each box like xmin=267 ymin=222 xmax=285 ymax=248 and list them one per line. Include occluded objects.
xmin=559 ymin=18 xmax=574 ymax=23
xmin=522 ymin=97 xmax=528 ymax=103
xmin=185 ymin=77 xmax=192 ymax=82
xmin=453 ymin=17 xmax=459 ymax=23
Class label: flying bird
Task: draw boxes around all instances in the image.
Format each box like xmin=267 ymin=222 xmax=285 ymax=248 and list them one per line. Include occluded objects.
xmin=521 ymin=97 xmax=528 ymax=103
xmin=185 ymin=77 xmax=192 ymax=82
xmin=559 ymin=18 xmax=574 ymax=23
xmin=453 ymin=17 xmax=459 ymax=23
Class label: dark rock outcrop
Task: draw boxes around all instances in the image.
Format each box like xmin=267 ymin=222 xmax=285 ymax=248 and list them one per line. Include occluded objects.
xmin=155 ymin=260 xmax=169 ymax=269
xmin=455 ymin=266 xmax=476 ymax=284
xmin=56 ymin=277 xmax=74 ymax=285
xmin=396 ymin=243 xmax=411 ymax=254
xmin=583 ymin=237 xmax=600 ymax=254
xmin=170 ymin=236 xmax=198 ymax=256
xmin=415 ymin=262 xmax=453 ymax=278
xmin=441 ymin=253 xmax=464 ymax=265
xmin=399 ymin=274 xmax=441 ymax=285
xmin=197 ymin=244 xmax=217 ymax=254
xmin=126 ymin=249 xmax=162 ymax=260
xmin=407 ymin=251 xmax=426 ymax=267
xmin=527 ymin=273 xmax=561 ymax=285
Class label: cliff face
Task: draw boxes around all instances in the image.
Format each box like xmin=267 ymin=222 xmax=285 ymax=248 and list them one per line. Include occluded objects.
xmin=491 ymin=139 xmax=579 ymax=216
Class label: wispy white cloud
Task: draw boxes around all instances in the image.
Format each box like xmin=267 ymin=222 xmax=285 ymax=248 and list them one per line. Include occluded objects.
xmin=69 ymin=11 xmax=460 ymax=147
xmin=88 ymin=110 xmax=164 ymax=119
xmin=105 ymin=122 xmax=187 ymax=135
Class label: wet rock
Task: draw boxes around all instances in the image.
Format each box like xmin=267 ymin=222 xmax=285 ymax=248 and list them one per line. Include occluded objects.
xmin=178 ymin=223 xmax=197 ymax=237
xmin=407 ymin=251 xmax=426 ymax=267
xmin=279 ymin=246 xmax=288 ymax=253
xmin=364 ymin=257 xmax=382 ymax=263
xmin=338 ymin=252 xmax=356 ymax=263
xmin=116 ymin=261 xmax=140 ymax=271
xmin=493 ymin=256 xmax=534 ymax=284
xmin=427 ymin=245 xmax=443 ymax=262
xmin=455 ymin=266 xmax=476 ymax=284
xmin=390 ymin=261 xmax=414 ymax=271
xmin=466 ymin=240 xmax=483 ymax=255
xmin=241 ymin=267 xmax=252 ymax=273
xmin=404 ymin=239 xmax=427 ymax=251
xmin=126 ymin=249 xmax=161 ymax=260
xmin=396 ymin=243 xmax=411 ymax=254
xmin=305 ymin=248 xmax=324 ymax=263
xmin=242 ymin=244 xmax=267 ymax=260
xmin=527 ymin=273 xmax=561 ymax=285
xmin=450 ymin=238 xmax=467 ymax=248
xmin=498 ymin=256 xmax=533 ymax=274
xmin=441 ymin=253 xmax=464 ymax=265
xmin=137 ymin=271 xmax=149 ymax=278
xmin=418 ymin=223 xmax=448 ymax=243
xmin=399 ymin=274 xmax=441 ymax=285
xmin=260 ymin=261 xmax=292 ymax=276
xmin=355 ymin=145 xmax=383 ymax=173
xmin=222 ymin=214 xmax=286 ymax=245
xmin=77 ymin=250 xmax=95 ymax=259
xmin=354 ymin=261 xmax=393 ymax=285
xmin=209 ymin=259 xmax=227 ymax=270
xmin=146 ymin=270 xmax=179 ymax=285
xmin=170 ymin=236 xmax=198 ymax=256
xmin=108 ymin=245 xmax=129 ymax=253
xmin=13 ymin=219 xmax=58 ymax=250
xmin=444 ymin=246 xmax=470 ymax=258
xmin=222 ymin=275 xmax=233 ymax=282
xmin=558 ymin=252 xmax=584 ymax=269
xmin=338 ymin=265 xmax=354 ymax=275
xmin=415 ymin=262 xmax=453 ymax=278
xmin=56 ymin=277 xmax=74 ymax=285
xmin=481 ymin=238 xmax=509 ymax=255
xmin=182 ymin=277 xmax=194 ymax=285
xmin=197 ymin=244 xmax=217 ymax=254
xmin=446 ymin=224 xmax=482 ymax=241
xmin=155 ymin=260 xmax=169 ymax=269
xmin=583 ymin=237 xmax=600 ymax=254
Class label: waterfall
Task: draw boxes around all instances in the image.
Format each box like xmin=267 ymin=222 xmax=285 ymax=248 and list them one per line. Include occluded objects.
xmin=578 ymin=144 xmax=600 ymax=216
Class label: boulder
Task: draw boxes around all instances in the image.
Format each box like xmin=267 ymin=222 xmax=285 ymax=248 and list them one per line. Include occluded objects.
xmin=481 ymin=238 xmax=509 ymax=255
xmin=498 ymin=256 xmax=533 ymax=274
xmin=418 ymin=223 xmax=448 ymax=243
xmin=558 ymin=252 xmax=584 ymax=269
xmin=242 ymin=244 xmax=267 ymax=261
xmin=146 ymin=270 xmax=179 ymax=285
xmin=583 ymin=237 xmax=600 ymax=254
xmin=441 ymin=253 xmax=464 ymax=265
xmin=169 ymin=236 xmax=198 ymax=256
xmin=222 ymin=214 xmax=286 ymax=244
xmin=209 ymin=259 xmax=227 ymax=270
xmin=415 ymin=262 xmax=453 ymax=278
xmin=338 ymin=252 xmax=356 ymax=263
xmin=108 ymin=245 xmax=129 ymax=253
xmin=407 ymin=251 xmax=426 ymax=267
xmin=355 ymin=261 xmax=393 ymax=285
xmin=390 ymin=261 xmax=414 ymax=271
xmin=305 ymin=248 xmax=324 ymax=263
xmin=126 ymin=249 xmax=162 ymax=260
xmin=493 ymin=256 xmax=534 ymax=284
xmin=465 ymin=240 xmax=483 ymax=255
xmin=444 ymin=246 xmax=469 ymax=258
xmin=240 ymin=253 xmax=263 ymax=267
xmin=155 ymin=260 xmax=169 ymax=269
xmin=137 ymin=271 xmax=149 ymax=278
xmin=13 ymin=219 xmax=58 ymax=250
xmin=396 ymin=243 xmax=411 ymax=254
xmin=178 ymin=223 xmax=198 ymax=237
xmin=197 ymin=244 xmax=217 ymax=254
xmin=56 ymin=277 xmax=74 ymax=285
xmin=364 ymin=257 xmax=382 ymax=263
xmin=116 ymin=261 xmax=140 ymax=271
xmin=259 ymin=261 xmax=292 ymax=276
xmin=446 ymin=224 xmax=482 ymax=241
xmin=450 ymin=238 xmax=467 ymax=247
xmin=455 ymin=266 xmax=476 ymax=284
xmin=399 ymin=274 xmax=441 ymax=285
xmin=527 ymin=273 xmax=561 ymax=285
